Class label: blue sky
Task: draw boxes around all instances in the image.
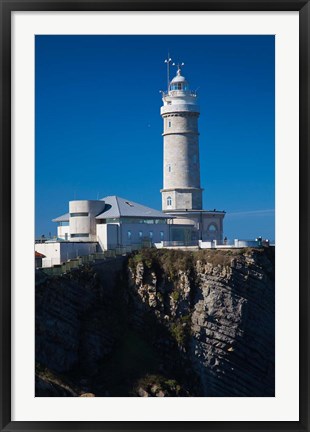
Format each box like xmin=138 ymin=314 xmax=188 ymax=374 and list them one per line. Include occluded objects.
xmin=35 ymin=35 xmax=275 ymax=241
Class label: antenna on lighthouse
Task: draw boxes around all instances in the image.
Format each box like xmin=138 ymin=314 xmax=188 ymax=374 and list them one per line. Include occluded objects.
xmin=164 ymin=54 xmax=172 ymax=91
xmin=172 ymin=61 xmax=185 ymax=75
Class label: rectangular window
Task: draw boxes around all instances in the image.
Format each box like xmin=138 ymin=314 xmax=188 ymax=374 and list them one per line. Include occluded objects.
xmin=127 ymin=231 xmax=132 ymax=239
xmin=149 ymin=231 xmax=153 ymax=238
xmin=59 ymin=221 xmax=69 ymax=226
xmin=155 ymin=219 xmax=167 ymax=225
xmin=106 ymin=218 xmax=119 ymax=223
xmin=168 ymin=121 xmax=171 ymax=127
xmin=160 ymin=231 xmax=164 ymax=240
xmin=139 ymin=231 xmax=143 ymax=238
xmin=168 ymin=164 xmax=172 ymax=172
xmin=70 ymin=212 xmax=88 ymax=217
xmin=70 ymin=233 xmax=89 ymax=238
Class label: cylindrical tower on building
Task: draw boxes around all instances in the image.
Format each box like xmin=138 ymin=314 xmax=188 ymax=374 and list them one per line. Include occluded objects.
xmin=160 ymin=66 xmax=203 ymax=212
xmin=69 ymin=200 xmax=105 ymax=241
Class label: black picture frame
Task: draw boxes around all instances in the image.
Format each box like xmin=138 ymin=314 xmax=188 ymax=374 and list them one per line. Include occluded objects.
xmin=1 ymin=1 xmax=309 ymax=431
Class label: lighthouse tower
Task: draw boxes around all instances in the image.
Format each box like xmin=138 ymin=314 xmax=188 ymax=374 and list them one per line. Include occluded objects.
xmin=160 ymin=65 xmax=202 ymax=211
xmin=160 ymin=62 xmax=225 ymax=243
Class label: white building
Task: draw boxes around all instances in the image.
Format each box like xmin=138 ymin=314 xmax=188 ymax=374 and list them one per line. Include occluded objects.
xmin=36 ymin=196 xmax=173 ymax=267
xmin=35 ymin=240 xmax=98 ymax=268
xmin=160 ymin=64 xmax=225 ymax=243
xmin=51 ymin=195 xmax=171 ymax=247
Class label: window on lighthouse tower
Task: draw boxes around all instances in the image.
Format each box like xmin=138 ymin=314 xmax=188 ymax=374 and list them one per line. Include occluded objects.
xmin=171 ymin=83 xmax=184 ymax=90
xmin=167 ymin=196 xmax=172 ymax=206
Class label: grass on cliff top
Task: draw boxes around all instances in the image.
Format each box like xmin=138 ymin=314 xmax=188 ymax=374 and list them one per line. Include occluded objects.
xmin=128 ymin=247 xmax=256 ymax=276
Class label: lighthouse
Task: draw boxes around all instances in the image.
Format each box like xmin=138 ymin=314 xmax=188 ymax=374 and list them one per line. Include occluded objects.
xmin=161 ymin=64 xmax=202 ymax=211
xmin=160 ymin=60 xmax=225 ymax=243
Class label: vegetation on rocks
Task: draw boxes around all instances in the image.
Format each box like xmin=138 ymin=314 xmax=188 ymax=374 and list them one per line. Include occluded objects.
xmin=169 ymin=315 xmax=192 ymax=346
xmin=134 ymin=374 xmax=183 ymax=397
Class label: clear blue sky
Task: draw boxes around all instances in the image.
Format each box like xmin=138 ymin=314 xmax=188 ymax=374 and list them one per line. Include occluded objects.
xmin=35 ymin=35 xmax=275 ymax=241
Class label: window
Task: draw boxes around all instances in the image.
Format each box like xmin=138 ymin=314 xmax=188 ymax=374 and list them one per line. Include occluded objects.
xmin=70 ymin=233 xmax=89 ymax=238
xmin=168 ymin=164 xmax=172 ymax=172
xmin=208 ymin=224 xmax=217 ymax=232
xmin=149 ymin=231 xmax=153 ymax=238
xmin=160 ymin=231 xmax=164 ymax=240
xmin=155 ymin=219 xmax=167 ymax=224
xmin=168 ymin=121 xmax=171 ymax=128
xmin=106 ymin=218 xmax=119 ymax=223
xmin=127 ymin=231 xmax=132 ymax=239
xmin=171 ymin=83 xmax=183 ymax=91
xmin=139 ymin=231 xmax=143 ymax=238
xmin=70 ymin=212 xmax=88 ymax=217
xmin=167 ymin=196 xmax=172 ymax=206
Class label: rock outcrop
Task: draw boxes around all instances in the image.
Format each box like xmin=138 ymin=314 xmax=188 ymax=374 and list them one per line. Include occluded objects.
xmin=127 ymin=248 xmax=275 ymax=396
xmin=36 ymin=258 xmax=126 ymax=375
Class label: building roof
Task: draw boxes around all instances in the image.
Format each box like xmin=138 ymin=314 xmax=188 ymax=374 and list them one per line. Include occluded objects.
xmin=96 ymin=196 xmax=171 ymax=219
xmin=52 ymin=196 xmax=172 ymax=222
xmin=35 ymin=251 xmax=46 ymax=258
xmin=52 ymin=213 xmax=69 ymax=222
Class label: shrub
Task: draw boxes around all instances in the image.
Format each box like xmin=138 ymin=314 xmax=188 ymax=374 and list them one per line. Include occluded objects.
xmin=171 ymin=290 xmax=180 ymax=302
xmin=170 ymin=315 xmax=191 ymax=346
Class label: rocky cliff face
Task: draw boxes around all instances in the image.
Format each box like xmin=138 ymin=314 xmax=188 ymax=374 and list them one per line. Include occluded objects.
xmin=35 ymin=258 xmax=127 ymax=395
xmin=35 ymin=248 xmax=274 ymax=397
xmin=127 ymin=248 xmax=275 ymax=396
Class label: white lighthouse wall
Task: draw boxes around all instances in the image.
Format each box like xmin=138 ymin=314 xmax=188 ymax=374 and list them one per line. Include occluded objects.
xmin=160 ymin=69 xmax=225 ymax=240
xmin=163 ymin=132 xmax=201 ymax=189
xmin=162 ymin=189 xmax=203 ymax=212
xmin=161 ymin=82 xmax=203 ymax=212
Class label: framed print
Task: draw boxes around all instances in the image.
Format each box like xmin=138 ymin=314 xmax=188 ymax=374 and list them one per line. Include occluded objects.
xmin=1 ymin=1 xmax=309 ymax=431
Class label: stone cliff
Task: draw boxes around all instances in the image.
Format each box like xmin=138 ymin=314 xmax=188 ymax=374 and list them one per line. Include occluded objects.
xmin=127 ymin=248 xmax=275 ymax=396
xmin=35 ymin=247 xmax=274 ymax=397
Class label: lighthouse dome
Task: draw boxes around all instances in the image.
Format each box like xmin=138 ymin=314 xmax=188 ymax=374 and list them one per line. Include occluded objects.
xmin=170 ymin=69 xmax=189 ymax=91
xmin=170 ymin=74 xmax=187 ymax=83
